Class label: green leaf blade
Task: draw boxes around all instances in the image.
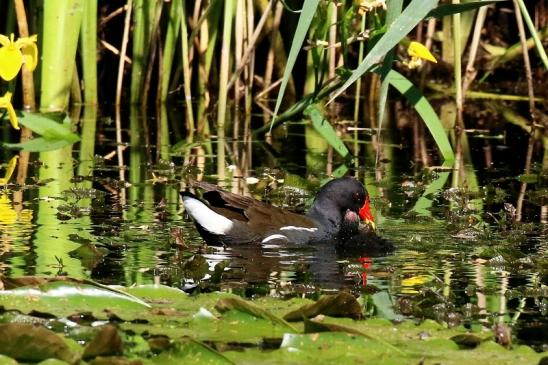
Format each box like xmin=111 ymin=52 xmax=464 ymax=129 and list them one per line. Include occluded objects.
xmin=271 ymin=0 xmax=321 ymax=127
xmin=385 ymin=70 xmax=455 ymax=163
xmin=18 ymin=112 xmax=80 ymax=143
xmin=305 ymin=104 xmax=351 ymax=160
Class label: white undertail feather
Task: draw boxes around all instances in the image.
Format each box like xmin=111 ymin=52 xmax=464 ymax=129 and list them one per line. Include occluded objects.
xmin=182 ymin=196 xmax=234 ymax=235
xmin=261 ymin=234 xmax=289 ymax=243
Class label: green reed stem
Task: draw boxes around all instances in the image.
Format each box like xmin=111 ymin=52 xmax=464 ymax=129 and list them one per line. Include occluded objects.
xmin=452 ymin=0 xmax=463 ymax=189
xmin=80 ymin=0 xmax=97 ymax=105
xmin=217 ymin=0 xmax=234 ymax=179
xmin=130 ymin=0 xmax=155 ymax=104
xmin=180 ymin=0 xmax=195 ymax=130
xmin=160 ymin=0 xmax=182 ymax=102
xmin=40 ymin=0 xmax=84 ymax=111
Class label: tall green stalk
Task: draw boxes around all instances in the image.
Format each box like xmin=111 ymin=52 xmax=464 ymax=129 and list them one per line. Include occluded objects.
xmin=452 ymin=0 xmax=464 ymax=189
xmin=130 ymin=0 xmax=156 ymax=104
xmin=160 ymin=0 xmax=182 ymax=102
xmin=40 ymin=0 xmax=84 ymax=111
xmin=80 ymin=0 xmax=97 ymax=105
xmin=180 ymin=0 xmax=195 ymax=130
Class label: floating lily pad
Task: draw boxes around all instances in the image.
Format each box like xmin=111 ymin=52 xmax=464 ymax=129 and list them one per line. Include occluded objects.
xmin=0 ymin=279 xmax=150 ymax=320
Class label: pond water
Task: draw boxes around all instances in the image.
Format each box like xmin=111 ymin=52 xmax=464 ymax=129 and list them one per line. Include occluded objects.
xmin=0 ymin=107 xmax=546 ymax=349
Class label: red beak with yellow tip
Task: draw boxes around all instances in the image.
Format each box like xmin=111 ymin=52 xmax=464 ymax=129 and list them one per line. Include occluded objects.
xmin=358 ymin=196 xmax=376 ymax=230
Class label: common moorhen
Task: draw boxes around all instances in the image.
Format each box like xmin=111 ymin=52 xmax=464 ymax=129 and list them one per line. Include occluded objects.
xmin=181 ymin=177 xmax=376 ymax=246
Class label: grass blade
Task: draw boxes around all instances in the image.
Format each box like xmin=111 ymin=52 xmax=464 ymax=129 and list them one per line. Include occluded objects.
xmin=271 ymin=0 xmax=321 ymax=128
xmin=305 ymin=104 xmax=351 ymax=160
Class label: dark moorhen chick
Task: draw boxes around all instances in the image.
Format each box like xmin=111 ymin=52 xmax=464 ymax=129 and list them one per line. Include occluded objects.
xmin=181 ymin=177 xmax=376 ymax=246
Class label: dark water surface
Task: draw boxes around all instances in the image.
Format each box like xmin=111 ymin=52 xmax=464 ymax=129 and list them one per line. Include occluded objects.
xmin=0 ymin=109 xmax=546 ymax=349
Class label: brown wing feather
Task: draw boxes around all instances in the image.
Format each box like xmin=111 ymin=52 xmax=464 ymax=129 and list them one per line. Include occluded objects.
xmin=192 ymin=180 xmax=316 ymax=231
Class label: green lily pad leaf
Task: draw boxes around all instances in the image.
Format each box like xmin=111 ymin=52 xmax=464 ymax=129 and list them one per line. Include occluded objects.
xmin=126 ymin=284 xmax=188 ymax=303
xmin=83 ymin=325 xmax=123 ymax=359
xmin=0 ymin=323 xmax=78 ymax=363
xmin=215 ymin=297 xmax=296 ymax=331
xmin=17 ymin=112 xmax=80 ymax=142
xmin=152 ymin=338 xmax=234 ymax=365
xmin=279 ymin=332 xmax=406 ymax=362
xmin=283 ymin=292 xmax=362 ymax=321
xmin=0 ymin=279 xmax=150 ymax=319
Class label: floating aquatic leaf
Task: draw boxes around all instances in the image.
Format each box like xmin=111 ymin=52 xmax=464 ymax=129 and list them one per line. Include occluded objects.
xmin=284 ymin=292 xmax=362 ymax=321
xmin=83 ymin=324 xmax=123 ymax=359
xmin=0 ymin=323 xmax=78 ymax=363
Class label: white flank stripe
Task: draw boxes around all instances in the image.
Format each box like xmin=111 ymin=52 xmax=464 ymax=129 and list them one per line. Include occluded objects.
xmin=279 ymin=226 xmax=317 ymax=232
xmin=261 ymin=234 xmax=288 ymax=243
xmin=183 ymin=196 xmax=234 ymax=235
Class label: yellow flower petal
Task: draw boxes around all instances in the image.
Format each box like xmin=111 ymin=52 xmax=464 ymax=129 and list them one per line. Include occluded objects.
xmin=408 ymin=41 xmax=437 ymax=63
xmin=16 ymin=35 xmax=38 ymax=71
xmin=0 ymin=34 xmax=11 ymax=46
xmin=0 ymin=92 xmax=19 ymax=130
xmin=20 ymin=41 xmax=38 ymax=71
xmin=0 ymin=45 xmax=23 ymax=81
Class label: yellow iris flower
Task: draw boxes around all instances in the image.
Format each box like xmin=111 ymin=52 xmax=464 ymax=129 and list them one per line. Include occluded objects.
xmin=0 ymin=33 xmax=38 ymax=81
xmin=405 ymin=41 xmax=438 ymax=70
xmin=0 ymin=91 xmax=19 ymax=129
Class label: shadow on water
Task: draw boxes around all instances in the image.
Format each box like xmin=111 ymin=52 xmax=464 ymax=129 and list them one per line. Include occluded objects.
xmin=1 ymin=104 xmax=547 ymax=348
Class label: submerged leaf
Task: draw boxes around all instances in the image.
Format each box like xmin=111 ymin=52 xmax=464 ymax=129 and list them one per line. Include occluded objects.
xmin=83 ymin=325 xmax=123 ymax=359
xmin=0 ymin=323 xmax=78 ymax=363
xmin=284 ymin=292 xmax=363 ymax=321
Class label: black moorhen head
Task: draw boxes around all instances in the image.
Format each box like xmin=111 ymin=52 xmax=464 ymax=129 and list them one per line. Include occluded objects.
xmin=181 ymin=177 xmax=377 ymax=246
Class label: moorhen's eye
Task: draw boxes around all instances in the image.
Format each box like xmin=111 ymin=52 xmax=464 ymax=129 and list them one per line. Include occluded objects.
xmin=353 ymin=192 xmax=362 ymax=201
